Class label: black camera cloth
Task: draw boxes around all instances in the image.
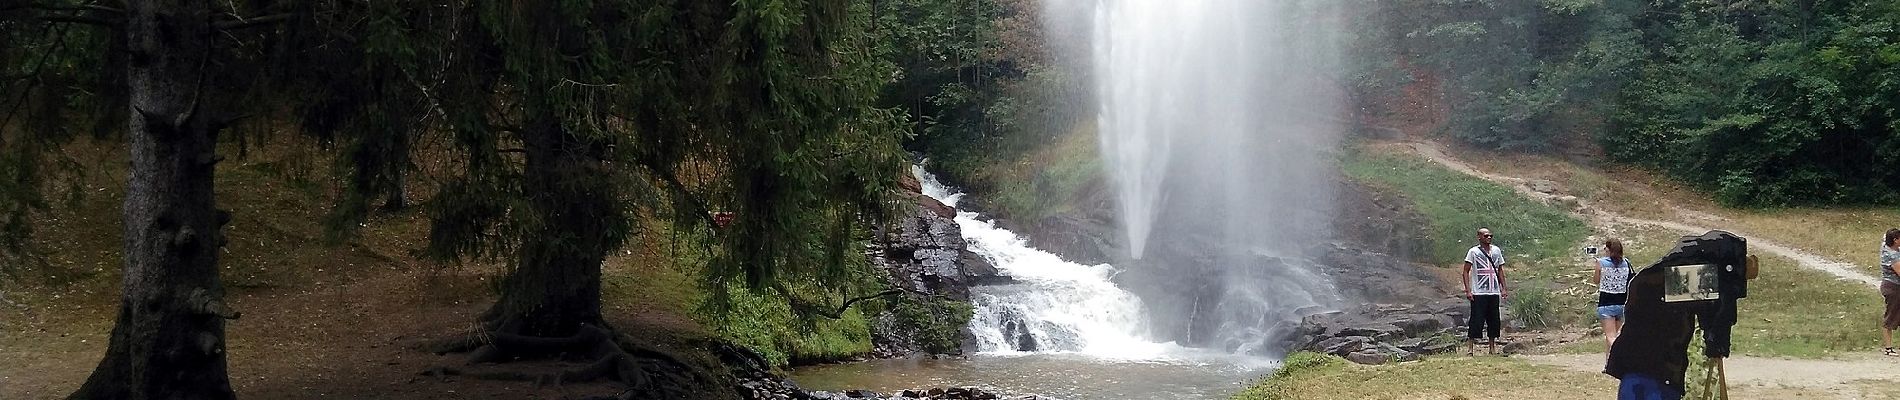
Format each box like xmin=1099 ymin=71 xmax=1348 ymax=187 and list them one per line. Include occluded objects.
xmin=1603 ymin=231 xmax=1750 ymax=393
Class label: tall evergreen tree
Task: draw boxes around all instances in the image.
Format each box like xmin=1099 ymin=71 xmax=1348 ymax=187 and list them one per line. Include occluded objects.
xmin=312 ymin=0 xmax=909 ymax=391
xmin=2 ymin=1 xmax=440 ymax=397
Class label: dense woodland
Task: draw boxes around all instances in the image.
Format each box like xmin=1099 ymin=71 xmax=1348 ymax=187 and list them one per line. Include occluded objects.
xmin=1358 ymin=0 xmax=1900 ymax=206
xmin=1 ymin=0 xmax=1897 ymax=398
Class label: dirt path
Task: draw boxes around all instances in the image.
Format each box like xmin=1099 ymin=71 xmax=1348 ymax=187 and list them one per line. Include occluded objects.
xmin=1400 ymin=141 xmax=1880 ymax=288
xmin=1526 ymin=353 xmax=1900 ymax=400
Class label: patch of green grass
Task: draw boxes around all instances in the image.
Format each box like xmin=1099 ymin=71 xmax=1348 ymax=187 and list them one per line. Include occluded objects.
xmin=1610 ymin=225 xmax=1879 ymax=358
xmin=1341 ymin=147 xmax=1591 ymax=266
xmin=1232 ymin=352 xmax=1346 ymax=400
xmin=644 ymin=226 xmax=880 ymax=368
xmin=1508 ymin=284 xmax=1559 ymax=329
xmin=706 ymin=286 xmax=873 ymax=367
xmin=1728 ymin=252 xmax=1881 ymax=358
xmin=1236 ymin=353 xmax=1611 ymax=400
xmin=1343 ymin=145 xmax=1594 ymax=330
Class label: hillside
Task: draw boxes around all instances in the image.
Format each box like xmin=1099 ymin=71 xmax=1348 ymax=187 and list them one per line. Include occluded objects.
xmin=1236 ymin=137 xmax=1900 ymax=400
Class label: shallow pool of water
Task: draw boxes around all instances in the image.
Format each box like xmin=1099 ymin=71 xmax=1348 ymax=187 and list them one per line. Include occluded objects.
xmin=789 ymin=353 xmax=1275 ymax=400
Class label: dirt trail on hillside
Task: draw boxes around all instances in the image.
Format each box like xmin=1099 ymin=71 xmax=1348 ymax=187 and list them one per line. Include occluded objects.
xmin=1526 ymin=353 xmax=1900 ymax=400
xmin=1400 ymin=141 xmax=1879 ymax=288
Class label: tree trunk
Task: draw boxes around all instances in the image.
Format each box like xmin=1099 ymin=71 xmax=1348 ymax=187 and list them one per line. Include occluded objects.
xmin=382 ymin=166 xmax=407 ymax=211
xmin=488 ymin=116 xmax=619 ymax=338
xmin=70 ymin=1 xmax=238 ymax=399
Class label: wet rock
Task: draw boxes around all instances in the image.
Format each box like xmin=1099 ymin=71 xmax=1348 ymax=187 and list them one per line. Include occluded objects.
xmin=866 ymin=180 xmax=992 ymax=358
xmin=963 ymin=252 xmax=1011 ymax=286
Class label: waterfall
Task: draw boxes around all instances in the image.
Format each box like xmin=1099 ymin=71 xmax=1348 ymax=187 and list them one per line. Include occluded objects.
xmin=914 ymin=167 xmax=1178 ymax=358
xmin=1054 ymin=0 xmax=1351 ymax=354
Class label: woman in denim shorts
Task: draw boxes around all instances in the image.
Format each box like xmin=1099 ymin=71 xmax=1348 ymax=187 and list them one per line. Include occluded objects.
xmin=1594 ymin=239 xmax=1632 ymax=352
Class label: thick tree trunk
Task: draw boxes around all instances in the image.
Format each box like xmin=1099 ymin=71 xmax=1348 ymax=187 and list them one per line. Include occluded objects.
xmin=70 ymin=1 xmax=238 ymax=399
xmin=382 ymin=167 xmax=407 ymax=211
xmin=488 ymin=117 xmax=618 ymax=338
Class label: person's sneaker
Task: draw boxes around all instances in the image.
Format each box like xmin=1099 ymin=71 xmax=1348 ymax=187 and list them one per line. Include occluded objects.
xmin=1884 ymin=347 xmax=1897 ymax=356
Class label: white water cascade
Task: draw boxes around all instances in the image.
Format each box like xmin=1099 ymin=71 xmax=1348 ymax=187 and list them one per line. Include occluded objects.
xmin=915 ymin=167 xmax=1185 ymax=358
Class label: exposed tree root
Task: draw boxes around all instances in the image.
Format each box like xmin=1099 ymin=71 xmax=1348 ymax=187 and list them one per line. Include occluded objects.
xmin=419 ymin=316 xmax=731 ymax=399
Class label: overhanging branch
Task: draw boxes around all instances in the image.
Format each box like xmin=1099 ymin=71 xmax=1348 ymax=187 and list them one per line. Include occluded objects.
xmin=37 ymin=14 xmax=114 ymax=26
xmin=783 ymin=286 xmax=904 ymax=320
xmin=213 ymin=13 xmax=292 ymax=30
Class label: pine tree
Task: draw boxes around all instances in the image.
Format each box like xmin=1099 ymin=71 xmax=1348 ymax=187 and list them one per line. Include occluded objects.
xmin=2 ymin=1 xmax=441 ymax=397
xmin=320 ymin=0 xmax=909 ymax=393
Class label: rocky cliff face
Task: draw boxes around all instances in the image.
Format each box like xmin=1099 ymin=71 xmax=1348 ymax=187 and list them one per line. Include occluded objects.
xmin=862 ymin=174 xmax=1003 ymax=358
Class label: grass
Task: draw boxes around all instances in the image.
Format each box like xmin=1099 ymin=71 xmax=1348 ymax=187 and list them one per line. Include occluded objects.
xmin=1452 ymin=145 xmax=1900 ymax=281
xmin=624 ymin=225 xmax=881 ymax=368
xmin=1341 ymin=146 xmax=1592 ymax=267
xmin=1342 ymin=144 xmax=1595 ymax=331
xmin=1602 ymin=222 xmax=1883 ymax=358
xmin=1234 ymin=352 xmax=1613 ymax=400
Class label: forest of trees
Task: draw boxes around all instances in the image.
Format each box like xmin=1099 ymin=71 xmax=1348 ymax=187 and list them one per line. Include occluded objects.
xmin=3 ymin=0 xmax=1896 ymax=398
xmin=0 ymin=0 xmax=939 ymax=398
xmin=1364 ymin=0 xmax=1900 ymax=207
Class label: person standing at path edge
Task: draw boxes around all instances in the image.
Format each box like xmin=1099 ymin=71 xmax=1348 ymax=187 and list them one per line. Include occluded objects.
xmin=1464 ymin=227 xmax=1509 ymax=355
xmin=1879 ymin=229 xmax=1900 ymax=356
xmin=1596 ymin=238 xmax=1633 ymax=352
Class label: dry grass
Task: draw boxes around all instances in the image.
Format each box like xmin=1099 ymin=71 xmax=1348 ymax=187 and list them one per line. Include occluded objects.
xmin=1250 ymin=354 xmax=1615 ymax=400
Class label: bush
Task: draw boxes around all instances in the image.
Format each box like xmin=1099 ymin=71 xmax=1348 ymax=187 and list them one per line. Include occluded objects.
xmin=1506 ymin=284 xmax=1557 ymax=329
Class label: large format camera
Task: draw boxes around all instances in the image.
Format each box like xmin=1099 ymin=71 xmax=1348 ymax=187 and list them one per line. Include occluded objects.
xmin=1607 ymin=230 xmax=1760 ymax=381
xmin=1648 ymin=231 xmax=1758 ymax=357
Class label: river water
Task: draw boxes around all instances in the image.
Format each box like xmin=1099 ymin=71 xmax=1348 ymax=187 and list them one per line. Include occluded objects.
xmin=789 ymin=353 xmax=1270 ymax=400
xmin=785 ymin=168 xmax=1276 ymax=399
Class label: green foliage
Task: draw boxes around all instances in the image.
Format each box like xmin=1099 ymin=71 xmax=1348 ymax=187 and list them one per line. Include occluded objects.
xmin=1602 ymin=0 xmax=1900 ymax=207
xmin=1505 ymin=283 xmax=1557 ymax=329
xmin=1231 ymin=352 xmax=1346 ymax=400
xmin=1365 ymin=0 xmax=1900 ymax=207
xmin=877 ymin=0 xmax=1087 ymax=191
xmin=982 ymin=125 xmax=1102 ymax=222
xmin=867 ymin=295 xmax=974 ymax=354
xmin=1340 ymin=148 xmax=1590 ymax=264
xmin=706 ymin=285 xmax=873 ymax=367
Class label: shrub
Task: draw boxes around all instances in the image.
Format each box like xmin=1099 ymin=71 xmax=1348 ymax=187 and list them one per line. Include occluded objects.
xmin=1507 ymin=284 xmax=1557 ymax=329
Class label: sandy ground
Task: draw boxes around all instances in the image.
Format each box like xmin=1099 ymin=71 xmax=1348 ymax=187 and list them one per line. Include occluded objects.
xmin=1527 ymin=353 xmax=1900 ymax=400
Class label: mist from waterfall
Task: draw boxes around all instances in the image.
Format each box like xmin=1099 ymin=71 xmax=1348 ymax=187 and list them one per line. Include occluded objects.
xmin=1089 ymin=0 xmax=1348 ymax=260
xmin=1047 ymin=0 xmax=1354 ymax=355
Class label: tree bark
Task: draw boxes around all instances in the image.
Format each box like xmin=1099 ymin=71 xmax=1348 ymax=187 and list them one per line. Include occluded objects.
xmin=382 ymin=167 xmax=407 ymax=211
xmin=487 ymin=115 xmax=618 ymax=338
xmin=70 ymin=1 xmax=237 ymax=399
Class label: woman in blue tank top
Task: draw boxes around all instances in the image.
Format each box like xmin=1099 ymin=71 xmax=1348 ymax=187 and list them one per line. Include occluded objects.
xmin=1594 ymin=239 xmax=1632 ymax=352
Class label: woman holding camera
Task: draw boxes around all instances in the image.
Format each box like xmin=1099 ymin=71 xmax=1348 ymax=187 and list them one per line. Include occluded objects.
xmin=1594 ymin=239 xmax=1632 ymax=352
xmin=1879 ymin=229 xmax=1900 ymax=356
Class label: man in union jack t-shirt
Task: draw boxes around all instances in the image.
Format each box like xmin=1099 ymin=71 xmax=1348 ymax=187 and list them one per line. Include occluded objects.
xmin=1463 ymin=227 xmax=1509 ymax=355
